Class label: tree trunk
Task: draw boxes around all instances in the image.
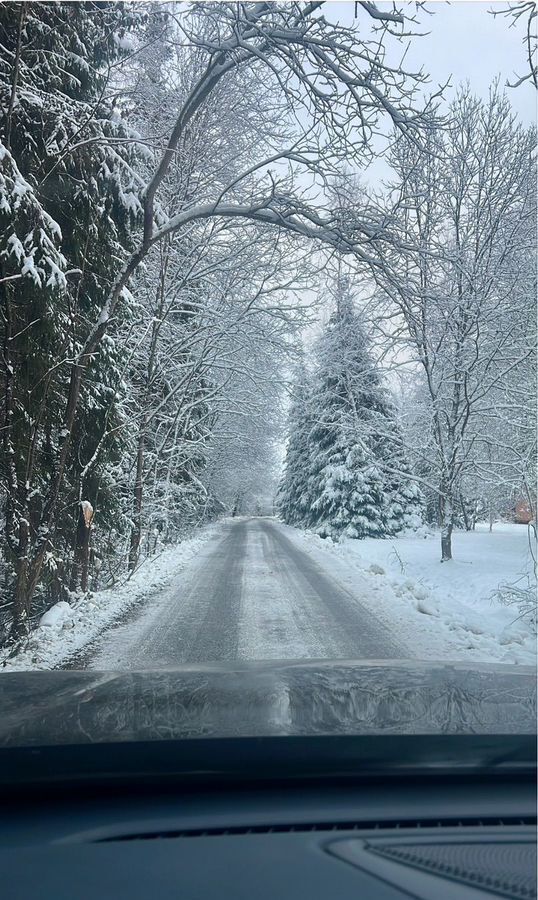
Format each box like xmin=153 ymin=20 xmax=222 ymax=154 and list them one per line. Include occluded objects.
xmin=440 ymin=491 xmax=453 ymax=562
xmin=128 ymin=242 xmax=170 ymax=572
xmin=72 ymin=504 xmax=93 ymax=592
xmin=440 ymin=524 xmax=453 ymax=562
xmin=471 ymin=499 xmax=477 ymax=531
xmin=5 ymin=4 xmax=26 ymax=150
xmin=10 ymin=517 xmax=30 ymax=639
xmin=128 ymin=426 xmax=145 ymax=572
xmin=459 ymin=494 xmax=471 ymax=531
xmin=80 ymin=519 xmax=91 ymax=593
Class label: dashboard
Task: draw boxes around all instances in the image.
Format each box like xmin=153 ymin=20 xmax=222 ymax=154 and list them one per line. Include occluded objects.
xmin=0 ymin=661 xmax=535 ymax=900
xmin=1 ymin=770 xmax=535 ymax=900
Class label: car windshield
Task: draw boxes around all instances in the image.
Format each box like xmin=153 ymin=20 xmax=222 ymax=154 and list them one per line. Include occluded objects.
xmin=0 ymin=1 xmax=536 ymax=747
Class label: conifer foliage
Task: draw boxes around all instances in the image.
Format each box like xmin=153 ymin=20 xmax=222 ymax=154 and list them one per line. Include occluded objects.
xmin=279 ymin=282 xmax=423 ymax=539
xmin=0 ymin=2 xmax=143 ymax=634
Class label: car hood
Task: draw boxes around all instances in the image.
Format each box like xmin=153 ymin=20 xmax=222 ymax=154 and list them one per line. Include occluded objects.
xmin=0 ymin=659 xmax=535 ymax=746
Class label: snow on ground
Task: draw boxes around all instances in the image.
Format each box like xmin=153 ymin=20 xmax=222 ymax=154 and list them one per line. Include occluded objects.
xmin=280 ymin=521 xmax=537 ymax=666
xmin=0 ymin=525 xmax=218 ymax=671
xmin=1 ymin=518 xmax=535 ymax=672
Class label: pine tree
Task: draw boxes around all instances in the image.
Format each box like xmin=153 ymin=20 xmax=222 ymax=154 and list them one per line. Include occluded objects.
xmin=308 ymin=429 xmax=389 ymax=539
xmin=280 ymin=279 xmax=423 ymax=540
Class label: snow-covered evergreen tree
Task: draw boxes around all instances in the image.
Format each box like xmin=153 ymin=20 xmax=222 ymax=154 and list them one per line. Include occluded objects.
xmin=308 ymin=430 xmax=390 ymax=540
xmin=280 ymin=279 xmax=422 ymax=539
xmin=306 ymin=289 xmax=389 ymax=538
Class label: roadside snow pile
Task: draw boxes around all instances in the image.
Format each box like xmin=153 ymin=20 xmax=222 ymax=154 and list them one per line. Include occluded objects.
xmin=282 ymin=522 xmax=536 ymax=666
xmin=39 ymin=601 xmax=73 ymax=628
xmin=1 ymin=526 xmax=218 ymax=671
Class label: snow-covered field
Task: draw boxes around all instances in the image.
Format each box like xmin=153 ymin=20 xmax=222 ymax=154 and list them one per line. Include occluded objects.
xmin=282 ymin=522 xmax=537 ymax=666
xmin=0 ymin=525 xmax=218 ymax=672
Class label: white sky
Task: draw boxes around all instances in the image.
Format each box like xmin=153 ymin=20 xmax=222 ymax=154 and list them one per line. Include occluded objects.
xmin=322 ymin=0 xmax=536 ymax=186
xmin=400 ymin=0 xmax=536 ymax=124
xmin=324 ymin=0 xmax=536 ymax=126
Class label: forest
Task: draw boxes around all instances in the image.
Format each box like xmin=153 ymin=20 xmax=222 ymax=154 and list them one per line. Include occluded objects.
xmin=0 ymin=1 xmax=536 ymax=647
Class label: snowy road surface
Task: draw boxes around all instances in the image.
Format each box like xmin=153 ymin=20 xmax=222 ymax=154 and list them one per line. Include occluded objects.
xmin=88 ymin=517 xmax=405 ymax=669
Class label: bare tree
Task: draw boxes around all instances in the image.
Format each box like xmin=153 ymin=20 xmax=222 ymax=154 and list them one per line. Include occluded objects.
xmin=372 ymin=89 xmax=536 ymax=560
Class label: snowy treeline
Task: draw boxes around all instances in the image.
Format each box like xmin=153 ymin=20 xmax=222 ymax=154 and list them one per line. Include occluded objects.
xmin=0 ymin=1 xmax=441 ymax=640
xmin=0 ymin=1 xmax=535 ymax=644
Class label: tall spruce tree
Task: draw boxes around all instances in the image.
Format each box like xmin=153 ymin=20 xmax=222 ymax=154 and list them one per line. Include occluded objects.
xmin=279 ymin=280 xmax=423 ymax=539
xmin=306 ymin=287 xmax=389 ymax=538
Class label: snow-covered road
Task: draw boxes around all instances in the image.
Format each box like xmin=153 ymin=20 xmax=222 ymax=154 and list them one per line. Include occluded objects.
xmin=88 ymin=517 xmax=405 ymax=669
xmin=2 ymin=517 xmax=533 ymax=672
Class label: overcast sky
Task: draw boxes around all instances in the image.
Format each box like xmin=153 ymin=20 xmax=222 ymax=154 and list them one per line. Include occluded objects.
xmin=325 ymin=0 xmax=536 ymax=124
xmin=399 ymin=0 xmax=536 ymax=124
xmin=322 ymin=0 xmax=536 ymax=187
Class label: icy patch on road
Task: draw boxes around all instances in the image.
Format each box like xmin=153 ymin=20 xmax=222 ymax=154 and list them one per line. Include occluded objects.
xmin=278 ymin=521 xmax=536 ymax=666
xmin=1 ymin=526 xmax=218 ymax=672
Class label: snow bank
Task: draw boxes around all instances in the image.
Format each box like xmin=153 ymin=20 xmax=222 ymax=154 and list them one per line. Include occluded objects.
xmin=280 ymin=522 xmax=536 ymax=666
xmin=39 ymin=601 xmax=73 ymax=628
xmin=1 ymin=526 xmax=217 ymax=672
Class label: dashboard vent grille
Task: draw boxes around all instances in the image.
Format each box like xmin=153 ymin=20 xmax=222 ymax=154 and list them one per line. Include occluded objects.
xmin=368 ymin=840 xmax=536 ymax=900
xmin=98 ymin=816 xmax=536 ymax=842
